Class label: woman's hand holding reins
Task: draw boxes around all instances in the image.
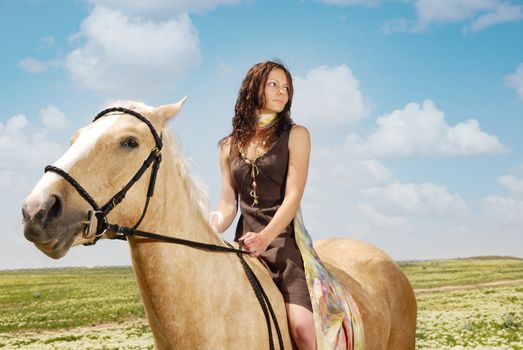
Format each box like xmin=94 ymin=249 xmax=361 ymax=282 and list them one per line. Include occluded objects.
xmin=239 ymin=231 xmax=270 ymax=257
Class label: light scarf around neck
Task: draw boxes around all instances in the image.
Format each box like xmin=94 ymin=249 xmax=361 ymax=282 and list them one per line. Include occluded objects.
xmin=256 ymin=113 xmax=277 ymax=128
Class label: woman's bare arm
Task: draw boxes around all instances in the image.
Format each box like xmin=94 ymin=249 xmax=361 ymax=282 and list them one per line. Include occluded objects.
xmin=211 ymin=138 xmax=238 ymax=233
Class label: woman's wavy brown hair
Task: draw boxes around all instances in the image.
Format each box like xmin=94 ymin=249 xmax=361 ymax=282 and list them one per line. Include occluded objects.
xmin=220 ymin=60 xmax=294 ymax=155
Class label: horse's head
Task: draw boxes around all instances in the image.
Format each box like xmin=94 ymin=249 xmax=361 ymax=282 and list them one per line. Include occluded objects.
xmin=22 ymin=97 xmax=187 ymax=259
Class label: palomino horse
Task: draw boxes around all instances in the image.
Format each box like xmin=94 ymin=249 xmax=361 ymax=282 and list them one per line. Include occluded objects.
xmin=22 ymin=98 xmax=417 ymax=349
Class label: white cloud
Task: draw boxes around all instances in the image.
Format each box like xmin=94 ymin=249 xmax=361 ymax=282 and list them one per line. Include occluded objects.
xmin=2 ymin=114 xmax=28 ymax=133
xmin=383 ymin=0 xmax=523 ymax=33
xmin=514 ymin=163 xmax=523 ymax=176
xmin=363 ymin=181 xmax=469 ymax=217
xmin=356 ymin=202 xmax=407 ymax=228
xmin=506 ymin=63 xmax=523 ymax=102
xmin=0 ymin=111 xmax=69 ymax=192
xmin=86 ymin=0 xmax=242 ymax=17
xmin=18 ymin=58 xmax=46 ymax=73
xmin=483 ymin=195 xmax=523 ymax=225
xmin=311 ymin=143 xmax=392 ymax=188
xmin=0 ymin=109 xmax=69 ymax=268
xmin=313 ymin=154 xmax=392 ymax=188
xmin=65 ymin=7 xmax=201 ymax=95
xmin=382 ymin=18 xmax=415 ymax=34
xmin=298 ymin=91 xmax=511 ymax=258
xmin=466 ymin=2 xmax=523 ymax=32
xmin=17 ymin=57 xmax=60 ymax=73
xmin=304 ymin=165 xmax=478 ymax=259
xmin=40 ymin=106 xmax=70 ymax=130
xmin=498 ymin=175 xmax=523 ymax=193
xmin=416 ymin=0 xmax=499 ymax=26
xmin=292 ymin=65 xmax=371 ymax=128
xmin=344 ymin=99 xmax=507 ymax=157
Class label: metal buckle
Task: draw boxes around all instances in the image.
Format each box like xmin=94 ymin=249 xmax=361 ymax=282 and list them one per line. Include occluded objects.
xmin=105 ymin=224 xmax=124 ymax=240
xmin=81 ymin=210 xmax=105 ymax=239
xmin=152 ymin=147 xmax=161 ymax=157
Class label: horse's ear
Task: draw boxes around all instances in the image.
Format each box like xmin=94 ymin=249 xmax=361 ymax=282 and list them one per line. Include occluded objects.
xmin=154 ymin=96 xmax=188 ymax=126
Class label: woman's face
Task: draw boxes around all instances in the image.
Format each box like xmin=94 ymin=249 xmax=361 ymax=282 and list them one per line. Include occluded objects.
xmin=258 ymin=68 xmax=290 ymax=114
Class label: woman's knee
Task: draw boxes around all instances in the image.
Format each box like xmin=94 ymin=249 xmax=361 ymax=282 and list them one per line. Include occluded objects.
xmin=291 ymin=320 xmax=315 ymax=342
xmin=287 ymin=304 xmax=316 ymax=344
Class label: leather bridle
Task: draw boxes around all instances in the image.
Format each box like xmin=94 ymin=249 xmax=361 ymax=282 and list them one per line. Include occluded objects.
xmin=46 ymin=107 xmax=163 ymax=244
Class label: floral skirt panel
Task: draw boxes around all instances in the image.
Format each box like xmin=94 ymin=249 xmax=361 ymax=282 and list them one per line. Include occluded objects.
xmin=294 ymin=208 xmax=364 ymax=350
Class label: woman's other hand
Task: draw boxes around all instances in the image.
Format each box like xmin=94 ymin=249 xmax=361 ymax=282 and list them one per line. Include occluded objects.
xmin=239 ymin=231 xmax=270 ymax=257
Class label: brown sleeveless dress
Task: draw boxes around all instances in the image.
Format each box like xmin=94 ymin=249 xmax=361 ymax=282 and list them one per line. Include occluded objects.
xmin=231 ymin=126 xmax=312 ymax=311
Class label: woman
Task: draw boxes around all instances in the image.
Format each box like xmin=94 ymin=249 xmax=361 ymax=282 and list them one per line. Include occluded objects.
xmin=211 ymin=60 xmax=317 ymax=349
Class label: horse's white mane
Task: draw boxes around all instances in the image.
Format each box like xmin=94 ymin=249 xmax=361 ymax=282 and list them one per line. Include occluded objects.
xmin=163 ymin=131 xmax=211 ymax=222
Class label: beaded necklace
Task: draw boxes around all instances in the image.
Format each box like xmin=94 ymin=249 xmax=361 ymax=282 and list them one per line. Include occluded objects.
xmin=239 ymin=113 xmax=277 ymax=206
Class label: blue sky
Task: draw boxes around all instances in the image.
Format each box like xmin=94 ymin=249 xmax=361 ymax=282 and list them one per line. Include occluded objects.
xmin=1 ymin=0 xmax=523 ymax=268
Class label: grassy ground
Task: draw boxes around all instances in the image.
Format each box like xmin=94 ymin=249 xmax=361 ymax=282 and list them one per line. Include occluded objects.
xmin=0 ymin=267 xmax=144 ymax=333
xmin=415 ymin=284 xmax=522 ymax=349
xmin=0 ymin=257 xmax=522 ymax=349
xmin=0 ymin=321 xmax=152 ymax=350
xmin=400 ymin=256 xmax=523 ymax=289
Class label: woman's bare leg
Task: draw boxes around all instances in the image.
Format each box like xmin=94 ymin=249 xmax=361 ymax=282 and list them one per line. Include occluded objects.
xmin=286 ymin=303 xmax=316 ymax=350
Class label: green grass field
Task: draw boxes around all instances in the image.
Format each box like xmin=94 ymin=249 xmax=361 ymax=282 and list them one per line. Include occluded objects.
xmin=1 ymin=257 xmax=522 ymax=349
xmin=0 ymin=267 xmax=144 ymax=333
xmin=399 ymin=257 xmax=523 ymax=289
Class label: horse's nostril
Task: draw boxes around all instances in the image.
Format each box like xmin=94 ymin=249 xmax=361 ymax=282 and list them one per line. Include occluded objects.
xmin=43 ymin=194 xmax=63 ymax=226
xmin=22 ymin=206 xmax=29 ymax=221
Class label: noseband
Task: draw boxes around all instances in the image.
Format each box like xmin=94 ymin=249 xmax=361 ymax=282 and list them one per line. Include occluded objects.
xmin=44 ymin=107 xmax=285 ymax=350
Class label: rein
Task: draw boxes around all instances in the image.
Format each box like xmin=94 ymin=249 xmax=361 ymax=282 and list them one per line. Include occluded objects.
xmin=44 ymin=107 xmax=284 ymax=350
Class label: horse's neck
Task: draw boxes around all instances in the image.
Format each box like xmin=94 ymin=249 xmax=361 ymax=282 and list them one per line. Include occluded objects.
xmin=132 ymin=149 xmax=220 ymax=243
xmin=129 ymin=148 xmax=225 ymax=280
xmin=127 ymin=150 xmax=244 ymax=344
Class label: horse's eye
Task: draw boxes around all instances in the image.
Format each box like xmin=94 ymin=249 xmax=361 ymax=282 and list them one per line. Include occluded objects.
xmin=121 ymin=137 xmax=139 ymax=149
